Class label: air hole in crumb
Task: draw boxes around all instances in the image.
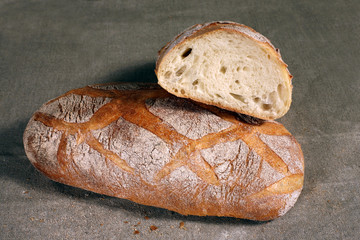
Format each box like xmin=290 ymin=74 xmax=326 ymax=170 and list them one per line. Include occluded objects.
xmin=253 ymin=97 xmax=260 ymax=103
xmin=262 ymin=103 xmax=272 ymax=110
xmin=269 ymin=91 xmax=277 ymax=103
xmin=267 ymin=54 xmax=271 ymax=59
xmin=193 ymin=55 xmax=199 ymax=64
xmin=220 ymin=66 xmax=227 ymax=74
xmin=165 ymin=71 xmax=171 ymax=79
xmin=180 ymin=89 xmax=185 ymax=94
xmin=174 ymin=89 xmax=178 ymax=93
xmin=181 ymin=48 xmax=192 ymax=58
xmin=176 ymin=66 xmax=186 ymax=76
xmin=277 ymin=84 xmax=285 ymax=100
xmin=192 ymin=79 xmax=199 ymax=85
xmin=243 ymin=66 xmax=249 ymax=71
xmin=230 ymin=93 xmax=247 ymax=103
xmin=236 ymin=67 xmax=240 ymax=72
xmin=215 ymin=94 xmax=223 ymax=99
xmin=235 ymin=80 xmax=240 ymax=84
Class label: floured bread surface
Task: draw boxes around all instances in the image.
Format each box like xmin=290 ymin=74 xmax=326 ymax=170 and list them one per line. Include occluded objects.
xmin=156 ymin=21 xmax=293 ymax=120
xmin=23 ymin=83 xmax=304 ymax=221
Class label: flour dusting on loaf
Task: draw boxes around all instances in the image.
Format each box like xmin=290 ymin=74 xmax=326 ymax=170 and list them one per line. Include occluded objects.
xmin=23 ymin=83 xmax=304 ymax=221
xmin=259 ymin=134 xmax=304 ymax=175
xmin=39 ymin=94 xmax=112 ymax=123
xmin=93 ymin=117 xmax=172 ymax=184
xmin=147 ymin=98 xmax=232 ymax=140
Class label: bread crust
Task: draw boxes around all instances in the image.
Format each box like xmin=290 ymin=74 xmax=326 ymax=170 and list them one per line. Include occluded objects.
xmin=23 ymin=83 xmax=304 ymax=221
xmin=155 ymin=21 xmax=293 ymax=120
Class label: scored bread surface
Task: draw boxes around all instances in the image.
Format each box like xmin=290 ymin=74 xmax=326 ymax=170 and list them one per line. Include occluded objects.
xmin=156 ymin=21 xmax=293 ymax=120
xmin=23 ymin=83 xmax=304 ymax=221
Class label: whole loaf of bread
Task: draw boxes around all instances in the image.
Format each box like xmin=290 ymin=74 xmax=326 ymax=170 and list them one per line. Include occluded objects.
xmin=23 ymin=83 xmax=304 ymax=221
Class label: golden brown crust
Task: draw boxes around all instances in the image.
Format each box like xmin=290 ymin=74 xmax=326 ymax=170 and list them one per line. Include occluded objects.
xmin=23 ymin=83 xmax=304 ymax=221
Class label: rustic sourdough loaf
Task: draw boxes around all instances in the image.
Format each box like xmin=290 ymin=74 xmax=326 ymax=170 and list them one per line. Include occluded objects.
xmin=23 ymin=83 xmax=303 ymax=221
xmin=156 ymin=21 xmax=293 ymax=120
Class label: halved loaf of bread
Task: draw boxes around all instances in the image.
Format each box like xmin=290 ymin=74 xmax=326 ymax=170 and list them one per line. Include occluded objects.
xmin=155 ymin=21 xmax=293 ymax=120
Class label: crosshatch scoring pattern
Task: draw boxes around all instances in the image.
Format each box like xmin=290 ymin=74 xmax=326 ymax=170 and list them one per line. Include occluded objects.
xmin=24 ymin=83 xmax=304 ymax=220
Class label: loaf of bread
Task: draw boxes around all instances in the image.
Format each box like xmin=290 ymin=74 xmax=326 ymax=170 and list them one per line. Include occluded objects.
xmin=23 ymin=83 xmax=304 ymax=221
xmin=156 ymin=21 xmax=293 ymax=120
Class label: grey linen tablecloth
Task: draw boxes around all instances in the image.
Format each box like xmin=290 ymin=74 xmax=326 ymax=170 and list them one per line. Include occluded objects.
xmin=1 ymin=0 xmax=359 ymax=239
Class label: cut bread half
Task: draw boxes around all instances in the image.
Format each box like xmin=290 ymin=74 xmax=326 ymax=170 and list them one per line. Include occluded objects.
xmin=155 ymin=21 xmax=293 ymax=120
